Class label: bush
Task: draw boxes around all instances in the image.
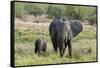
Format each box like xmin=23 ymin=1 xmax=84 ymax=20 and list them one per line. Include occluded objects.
xmin=88 ymin=15 xmax=97 ymax=25
xmin=65 ymin=6 xmax=91 ymax=20
xmin=15 ymin=3 xmax=26 ymax=18
xmin=15 ymin=2 xmax=97 ymax=25
xmin=15 ymin=3 xmax=47 ymax=17
xmin=64 ymin=6 xmax=79 ymax=19
xmin=24 ymin=4 xmax=46 ymax=16
xmin=47 ymin=5 xmax=65 ymax=18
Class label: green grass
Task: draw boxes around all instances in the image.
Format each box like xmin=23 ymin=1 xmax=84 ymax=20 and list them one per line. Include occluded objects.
xmin=15 ymin=22 xmax=97 ymax=66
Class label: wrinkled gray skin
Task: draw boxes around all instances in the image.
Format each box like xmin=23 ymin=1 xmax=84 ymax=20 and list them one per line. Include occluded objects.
xmin=35 ymin=38 xmax=47 ymax=55
xmin=49 ymin=18 xmax=83 ymax=58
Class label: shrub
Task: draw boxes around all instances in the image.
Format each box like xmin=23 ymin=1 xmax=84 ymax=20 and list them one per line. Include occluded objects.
xmin=15 ymin=3 xmax=26 ymax=18
xmin=88 ymin=15 xmax=97 ymax=25
xmin=65 ymin=6 xmax=88 ymax=20
xmin=47 ymin=5 xmax=65 ymax=18
xmin=24 ymin=4 xmax=45 ymax=16
xmin=15 ymin=2 xmax=97 ymax=25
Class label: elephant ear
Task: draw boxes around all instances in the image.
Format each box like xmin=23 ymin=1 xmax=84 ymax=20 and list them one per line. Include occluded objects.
xmin=70 ymin=20 xmax=83 ymax=37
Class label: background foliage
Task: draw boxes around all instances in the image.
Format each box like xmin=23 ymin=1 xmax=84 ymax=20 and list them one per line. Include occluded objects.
xmin=15 ymin=2 xmax=97 ymax=24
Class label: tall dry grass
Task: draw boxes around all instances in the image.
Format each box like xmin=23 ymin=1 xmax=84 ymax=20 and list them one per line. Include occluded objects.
xmin=15 ymin=18 xmax=97 ymax=66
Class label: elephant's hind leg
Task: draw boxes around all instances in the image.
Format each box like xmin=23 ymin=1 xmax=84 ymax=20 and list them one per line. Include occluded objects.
xmin=68 ymin=40 xmax=72 ymax=58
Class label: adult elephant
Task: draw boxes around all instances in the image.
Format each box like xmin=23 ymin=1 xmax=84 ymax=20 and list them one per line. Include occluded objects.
xmin=49 ymin=18 xmax=83 ymax=58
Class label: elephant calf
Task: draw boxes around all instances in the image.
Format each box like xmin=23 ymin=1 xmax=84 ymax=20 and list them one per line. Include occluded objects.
xmin=34 ymin=38 xmax=47 ymax=55
xmin=49 ymin=18 xmax=83 ymax=58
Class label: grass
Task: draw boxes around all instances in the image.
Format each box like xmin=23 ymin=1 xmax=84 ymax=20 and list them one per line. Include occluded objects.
xmin=14 ymin=19 xmax=97 ymax=66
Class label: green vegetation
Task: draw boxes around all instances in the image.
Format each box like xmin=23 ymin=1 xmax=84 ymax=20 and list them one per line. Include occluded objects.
xmin=15 ymin=22 xmax=96 ymax=66
xmin=47 ymin=5 xmax=65 ymax=18
xmin=88 ymin=14 xmax=97 ymax=25
xmin=15 ymin=2 xmax=97 ymax=24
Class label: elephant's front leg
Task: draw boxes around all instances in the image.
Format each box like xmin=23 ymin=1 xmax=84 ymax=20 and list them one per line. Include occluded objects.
xmin=59 ymin=43 xmax=65 ymax=57
xmin=53 ymin=44 xmax=58 ymax=53
xmin=59 ymin=47 xmax=63 ymax=57
xmin=68 ymin=40 xmax=72 ymax=58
